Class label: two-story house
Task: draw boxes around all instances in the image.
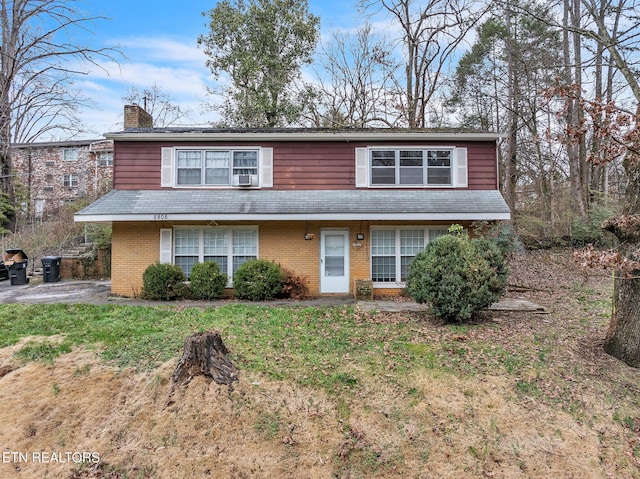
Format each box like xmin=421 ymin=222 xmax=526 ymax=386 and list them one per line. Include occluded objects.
xmin=74 ymin=105 xmax=510 ymax=298
xmin=12 ymin=139 xmax=114 ymax=218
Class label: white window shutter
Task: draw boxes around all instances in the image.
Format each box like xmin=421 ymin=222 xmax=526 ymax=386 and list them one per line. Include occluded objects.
xmin=261 ymin=147 xmax=273 ymax=188
xmin=355 ymin=148 xmax=368 ymax=187
xmin=159 ymin=229 xmax=172 ymax=264
xmin=454 ymin=147 xmax=468 ymax=188
xmin=161 ymin=147 xmax=173 ymax=187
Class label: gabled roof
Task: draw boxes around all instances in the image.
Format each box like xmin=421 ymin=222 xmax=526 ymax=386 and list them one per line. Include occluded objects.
xmin=74 ymin=189 xmax=511 ymax=223
xmin=105 ymin=127 xmax=504 ymax=142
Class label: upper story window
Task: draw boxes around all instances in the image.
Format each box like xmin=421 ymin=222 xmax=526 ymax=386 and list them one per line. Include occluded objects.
xmin=63 ymin=148 xmax=79 ymax=161
xmin=356 ymin=146 xmax=467 ymax=189
xmin=370 ymin=148 xmax=452 ymax=186
xmin=176 ymin=149 xmax=258 ymax=186
xmin=63 ymin=174 xmax=79 ymax=187
xmin=98 ymin=151 xmax=113 ymax=166
xmin=162 ymin=146 xmax=273 ymax=189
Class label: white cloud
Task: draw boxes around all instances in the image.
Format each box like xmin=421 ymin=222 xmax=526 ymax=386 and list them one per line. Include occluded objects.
xmin=114 ymin=36 xmax=208 ymax=65
xmin=62 ymin=34 xmax=218 ymax=138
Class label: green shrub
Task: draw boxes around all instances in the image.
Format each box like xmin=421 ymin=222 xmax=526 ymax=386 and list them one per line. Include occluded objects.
xmin=472 ymin=221 xmax=523 ymax=255
xmin=280 ymin=268 xmax=310 ymax=299
xmin=233 ymin=259 xmax=283 ymax=301
xmin=572 ymin=200 xmax=618 ymax=247
xmin=141 ymin=263 xmax=189 ymax=301
xmin=471 ymin=237 xmax=508 ymax=297
xmin=189 ymin=261 xmax=228 ymax=300
xmin=406 ymin=228 xmax=507 ymax=322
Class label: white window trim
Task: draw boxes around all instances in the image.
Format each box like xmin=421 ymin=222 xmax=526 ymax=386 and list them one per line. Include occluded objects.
xmin=162 ymin=146 xmax=272 ymax=189
xmin=63 ymin=174 xmax=79 ymax=187
xmin=171 ymin=226 xmax=259 ymax=282
xmin=356 ymin=146 xmax=468 ymax=189
xmin=98 ymin=151 xmax=113 ymax=166
xmin=370 ymin=226 xmax=448 ymax=288
xmin=63 ymin=148 xmax=80 ymax=162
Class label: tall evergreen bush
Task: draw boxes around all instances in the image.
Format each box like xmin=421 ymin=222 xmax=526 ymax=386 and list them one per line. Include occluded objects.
xmin=406 ymin=226 xmax=507 ymax=322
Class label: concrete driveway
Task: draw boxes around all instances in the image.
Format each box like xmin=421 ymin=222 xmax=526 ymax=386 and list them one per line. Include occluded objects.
xmin=0 ymin=277 xmax=358 ymax=308
xmin=0 ymin=277 xmax=112 ymax=304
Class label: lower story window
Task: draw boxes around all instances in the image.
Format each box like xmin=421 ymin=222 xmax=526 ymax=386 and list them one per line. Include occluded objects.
xmin=174 ymin=227 xmax=257 ymax=279
xmin=371 ymin=227 xmax=447 ymax=284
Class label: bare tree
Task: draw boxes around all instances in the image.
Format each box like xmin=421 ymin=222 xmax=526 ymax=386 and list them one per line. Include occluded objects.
xmin=122 ymin=84 xmax=192 ymax=128
xmin=311 ymin=24 xmax=399 ymax=127
xmin=561 ymin=0 xmax=589 ymax=217
xmin=359 ymin=0 xmax=484 ymax=128
xmin=580 ymin=0 xmax=640 ymax=367
xmin=0 ymin=0 xmax=118 ymax=230
xmin=547 ymin=0 xmax=640 ymax=366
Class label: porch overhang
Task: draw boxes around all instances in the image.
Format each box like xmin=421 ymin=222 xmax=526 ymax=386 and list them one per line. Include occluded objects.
xmin=74 ymin=189 xmax=511 ymax=224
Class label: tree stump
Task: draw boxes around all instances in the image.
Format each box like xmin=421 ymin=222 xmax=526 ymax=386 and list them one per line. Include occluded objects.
xmin=171 ymin=331 xmax=239 ymax=388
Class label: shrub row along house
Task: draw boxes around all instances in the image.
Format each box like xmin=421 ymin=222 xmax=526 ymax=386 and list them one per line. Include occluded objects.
xmin=74 ymin=105 xmax=510 ymax=298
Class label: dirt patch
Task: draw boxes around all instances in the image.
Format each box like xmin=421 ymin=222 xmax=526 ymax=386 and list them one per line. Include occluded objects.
xmin=0 ymin=350 xmax=623 ymax=479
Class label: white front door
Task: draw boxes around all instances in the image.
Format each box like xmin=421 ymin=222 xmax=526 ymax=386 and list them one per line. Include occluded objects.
xmin=320 ymin=230 xmax=350 ymax=293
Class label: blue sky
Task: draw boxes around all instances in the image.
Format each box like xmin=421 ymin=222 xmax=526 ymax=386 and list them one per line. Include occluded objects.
xmin=72 ymin=0 xmax=363 ymax=139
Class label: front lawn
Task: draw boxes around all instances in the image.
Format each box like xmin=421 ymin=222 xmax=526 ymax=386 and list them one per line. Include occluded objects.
xmin=1 ymin=250 xmax=639 ymax=478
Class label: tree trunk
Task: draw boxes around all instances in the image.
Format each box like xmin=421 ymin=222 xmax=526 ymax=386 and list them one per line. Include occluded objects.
xmin=563 ymin=0 xmax=587 ymax=218
xmin=503 ymin=2 xmax=518 ymax=212
xmin=171 ymin=331 xmax=239 ymax=387
xmin=604 ymin=155 xmax=640 ymax=366
xmin=605 ymin=273 xmax=640 ymax=367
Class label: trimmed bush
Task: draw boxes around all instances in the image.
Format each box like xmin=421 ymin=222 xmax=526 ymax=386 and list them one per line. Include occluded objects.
xmin=233 ymin=259 xmax=283 ymax=301
xmin=190 ymin=261 xmax=228 ymax=300
xmin=406 ymin=228 xmax=507 ymax=322
xmin=141 ymin=263 xmax=189 ymax=301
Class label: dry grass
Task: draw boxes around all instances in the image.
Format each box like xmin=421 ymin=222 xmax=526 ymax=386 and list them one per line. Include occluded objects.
xmin=1 ymin=249 xmax=640 ymax=478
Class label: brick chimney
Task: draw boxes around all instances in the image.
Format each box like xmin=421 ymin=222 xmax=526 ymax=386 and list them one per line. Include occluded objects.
xmin=124 ymin=104 xmax=153 ymax=129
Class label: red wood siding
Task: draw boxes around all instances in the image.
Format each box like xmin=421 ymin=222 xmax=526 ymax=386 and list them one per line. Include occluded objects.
xmin=465 ymin=143 xmax=499 ymax=190
xmin=113 ymin=142 xmax=161 ymax=190
xmin=274 ymin=142 xmax=354 ymax=189
xmin=113 ymin=139 xmax=498 ymax=190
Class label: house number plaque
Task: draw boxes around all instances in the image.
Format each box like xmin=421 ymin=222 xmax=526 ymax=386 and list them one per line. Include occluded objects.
xmin=153 ymin=214 xmax=168 ymax=220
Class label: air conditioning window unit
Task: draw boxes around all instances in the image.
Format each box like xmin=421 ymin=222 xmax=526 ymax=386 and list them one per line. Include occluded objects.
xmin=233 ymin=174 xmax=258 ymax=187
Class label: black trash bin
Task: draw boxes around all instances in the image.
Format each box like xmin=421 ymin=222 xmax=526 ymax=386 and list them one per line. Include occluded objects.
xmin=42 ymin=256 xmax=62 ymax=283
xmin=5 ymin=248 xmax=29 ymax=286
xmin=0 ymin=259 xmax=8 ymax=281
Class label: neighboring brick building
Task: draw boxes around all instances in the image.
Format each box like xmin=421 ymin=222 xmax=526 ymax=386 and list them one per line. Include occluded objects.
xmin=12 ymin=139 xmax=114 ymax=218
